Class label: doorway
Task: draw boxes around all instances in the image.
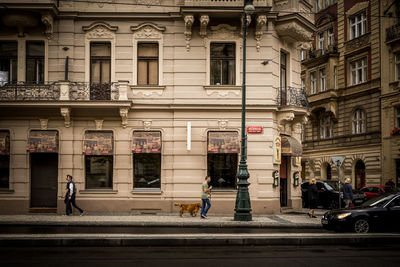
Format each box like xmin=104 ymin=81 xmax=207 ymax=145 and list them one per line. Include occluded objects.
xmin=280 ymin=156 xmax=288 ymax=207
xmin=354 ymin=160 xmax=366 ymax=190
xmin=30 ymin=153 xmax=58 ymax=208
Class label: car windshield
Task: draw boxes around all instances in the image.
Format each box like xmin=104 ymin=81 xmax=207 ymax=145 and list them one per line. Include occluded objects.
xmin=361 ymin=194 xmax=397 ymax=207
xmin=323 ymin=182 xmax=334 ymax=191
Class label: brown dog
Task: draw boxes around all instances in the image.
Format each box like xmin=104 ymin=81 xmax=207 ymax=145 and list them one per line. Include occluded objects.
xmin=174 ymin=202 xmax=201 ymax=217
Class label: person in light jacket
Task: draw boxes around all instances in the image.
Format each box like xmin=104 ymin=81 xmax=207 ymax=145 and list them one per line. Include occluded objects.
xmin=343 ymin=178 xmax=354 ymax=208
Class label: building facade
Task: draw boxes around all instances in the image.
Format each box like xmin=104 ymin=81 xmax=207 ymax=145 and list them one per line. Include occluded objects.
xmin=0 ymin=0 xmax=313 ymax=214
xmin=301 ymin=0 xmax=382 ymax=192
xmin=381 ymin=0 xmax=400 ymax=187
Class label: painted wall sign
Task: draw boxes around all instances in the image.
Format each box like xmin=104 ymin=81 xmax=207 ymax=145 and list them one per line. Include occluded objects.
xmin=247 ymin=126 xmax=263 ymax=134
xmin=208 ymin=131 xmax=239 ymax=153
xmin=83 ymin=131 xmax=113 ymax=155
xmin=28 ymin=130 xmax=58 ymax=153
xmin=132 ymin=131 xmax=161 ymax=153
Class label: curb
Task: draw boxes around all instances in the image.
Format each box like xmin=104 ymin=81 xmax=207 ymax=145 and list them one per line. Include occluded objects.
xmin=1 ymin=233 xmax=399 ymax=247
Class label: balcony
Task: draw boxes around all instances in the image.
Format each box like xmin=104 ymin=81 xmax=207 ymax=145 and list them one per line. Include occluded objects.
xmin=277 ymin=87 xmax=309 ymax=108
xmin=0 ymin=81 xmax=127 ymax=102
xmin=386 ymin=24 xmax=400 ymax=44
xmin=183 ymin=0 xmax=272 ymax=7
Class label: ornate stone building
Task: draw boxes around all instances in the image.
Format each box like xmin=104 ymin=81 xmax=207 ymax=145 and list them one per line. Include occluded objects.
xmin=0 ymin=0 xmax=313 ymax=214
xmin=301 ymin=0 xmax=382 ymax=190
xmin=381 ymin=0 xmax=400 ymax=187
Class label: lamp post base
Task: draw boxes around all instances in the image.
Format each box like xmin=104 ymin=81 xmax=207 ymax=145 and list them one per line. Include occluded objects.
xmin=234 ymin=212 xmax=252 ymax=221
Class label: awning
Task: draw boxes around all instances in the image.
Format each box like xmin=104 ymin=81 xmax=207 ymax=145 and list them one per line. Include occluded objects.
xmin=208 ymin=131 xmax=239 ymax=153
xmin=132 ymin=131 xmax=161 ymax=153
xmin=281 ymin=135 xmax=302 ymax=156
xmin=83 ymin=131 xmax=113 ymax=155
xmin=0 ymin=131 xmax=10 ymax=155
xmin=28 ymin=130 xmax=58 ymax=153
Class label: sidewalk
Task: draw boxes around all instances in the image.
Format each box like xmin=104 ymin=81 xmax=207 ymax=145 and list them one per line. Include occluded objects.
xmin=0 ymin=210 xmax=325 ymax=228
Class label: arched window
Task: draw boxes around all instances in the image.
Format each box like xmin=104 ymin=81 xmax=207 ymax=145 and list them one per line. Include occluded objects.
xmin=352 ymin=109 xmax=365 ymax=134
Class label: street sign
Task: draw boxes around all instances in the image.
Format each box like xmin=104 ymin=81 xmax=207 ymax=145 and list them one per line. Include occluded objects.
xmin=331 ymin=156 xmax=345 ymax=168
xmin=247 ymin=126 xmax=263 ymax=134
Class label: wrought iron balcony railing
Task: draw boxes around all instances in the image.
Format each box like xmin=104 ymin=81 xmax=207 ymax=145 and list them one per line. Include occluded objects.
xmin=386 ymin=24 xmax=400 ymax=43
xmin=277 ymin=87 xmax=309 ymax=108
xmin=184 ymin=0 xmax=271 ymax=7
xmin=69 ymin=82 xmax=119 ymax=101
xmin=0 ymin=82 xmax=60 ymax=101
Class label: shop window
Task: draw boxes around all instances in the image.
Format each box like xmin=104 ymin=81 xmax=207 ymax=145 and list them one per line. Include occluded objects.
xmin=0 ymin=131 xmax=10 ymax=189
xmin=352 ymin=109 xmax=366 ymax=134
xmin=0 ymin=42 xmax=17 ymax=85
xmin=138 ymin=43 xmax=159 ymax=85
xmin=132 ymin=131 xmax=161 ymax=189
xmin=210 ymin=43 xmax=235 ymax=85
xmin=350 ymin=12 xmax=366 ymax=40
xmin=350 ymin=57 xmax=367 ymax=85
xmin=207 ymin=132 xmax=239 ymax=190
xmin=26 ymin=41 xmax=44 ymax=84
xmin=83 ymin=131 xmax=113 ymax=189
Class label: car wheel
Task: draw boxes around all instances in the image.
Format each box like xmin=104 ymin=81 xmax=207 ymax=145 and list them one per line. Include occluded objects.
xmin=354 ymin=218 xmax=369 ymax=233
xmin=329 ymin=200 xmax=338 ymax=209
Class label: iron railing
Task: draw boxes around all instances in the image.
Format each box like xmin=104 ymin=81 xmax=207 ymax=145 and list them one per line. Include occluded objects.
xmin=386 ymin=24 xmax=400 ymax=43
xmin=0 ymin=82 xmax=59 ymax=101
xmin=184 ymin=0 xmax=270 ymax=7
xmin=69 ymin=82 xmax=119 ymax=101
xmin=277 ymin=87 xmax=309 ymax=108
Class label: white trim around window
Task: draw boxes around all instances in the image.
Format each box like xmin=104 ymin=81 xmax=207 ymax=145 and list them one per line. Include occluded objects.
xmin=350 ymin=12 xmax=367 ymax=40
xmin=310 ymin=71 xmax=316 ymax=94
xmin=350 ymin=57 xmax=367 ymax=86
xmin=320 ymin=114 xmax=333 ymax=139
xmin=352 ymin=109 xmax=366 ymax=134
xmin=319 ymin=68 xmax=326 ymax=92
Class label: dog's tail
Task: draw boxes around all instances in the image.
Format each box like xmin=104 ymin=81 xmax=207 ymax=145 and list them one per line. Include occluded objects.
xmin=174 ymin=202 xmax=181 ymax=206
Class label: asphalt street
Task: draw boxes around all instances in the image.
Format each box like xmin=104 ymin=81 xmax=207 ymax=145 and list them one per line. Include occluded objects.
xmin=1 ymin=245 xmax=400 ymax=267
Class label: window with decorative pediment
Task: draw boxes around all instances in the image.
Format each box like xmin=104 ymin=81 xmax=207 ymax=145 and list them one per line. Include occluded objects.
xmin=350 ymin=12 xmax=367 ymax=40
xmin=131 ymin=23 xmax=165 ymax=86
xmin=210 ymin=43 xmax=235 ymax=86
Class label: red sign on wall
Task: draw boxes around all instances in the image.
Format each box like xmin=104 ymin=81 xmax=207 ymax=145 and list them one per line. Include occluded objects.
xmin=247 ymin=126 xmax=263 ymax=134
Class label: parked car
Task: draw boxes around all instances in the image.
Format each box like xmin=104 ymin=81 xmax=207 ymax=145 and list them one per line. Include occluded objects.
xmin=360 ymin=185 xmax=396 ymax=200
xmin=301 ymin=181 xmax=367 ymax=209
xmin=321 ymin=193 xmax=400 ymax=233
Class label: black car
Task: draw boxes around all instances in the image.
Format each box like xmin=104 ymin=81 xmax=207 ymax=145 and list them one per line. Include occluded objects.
xmin=301 ymin=181 xmax=366 ymax=209
xmin=321 ymin=193 xmax=400 ymax=233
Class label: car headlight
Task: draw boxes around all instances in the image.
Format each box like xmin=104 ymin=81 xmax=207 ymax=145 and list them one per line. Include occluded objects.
xmin=337 ymin=213 xmax=351 ymax=220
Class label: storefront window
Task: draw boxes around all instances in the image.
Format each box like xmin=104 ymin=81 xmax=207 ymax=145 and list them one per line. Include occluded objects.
xmin=207 ymin=132 xmax=239 ymax=190
xmin=83 ymin=131 xmax=113 ymax=189
xmin=0 ymin=131 xmax=10 ymax=189
xmin=132 ymin=131 xmax=161 ymax=189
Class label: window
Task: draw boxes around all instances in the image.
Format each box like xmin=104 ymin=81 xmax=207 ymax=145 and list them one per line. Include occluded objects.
xmin=310 ymin=71 xmax=316 ymax=94
xmin=333 ymin=66 xmax=337 ymax=89
xmin=132 ymin=131 xmax=161 ymax=189
xmin=320 ymin=115 xmax=332 ymax=139
xmin=207 ymin=132 xmax=239 ymax=190
xmin=280 ymin=51 xmax=288 ymax=105
xmin=26 ymin=41 xmax=44 ymax=84
xmin=319 ymin=68 xmax=326 ymax=92
xmin=300 ymin=49 xmax=306 ymax=61
xmin=352 ymin=109 xmax=366 ymax=134
xmin=210 ymin=43 xmax=235 ymax=85
xmin=90 ymin=42 xmax=111 ymax=84
xmin=395 ymin=53 xmax=400 ymax=81
xmin=301 ymin=78 xmax=305 ymax=91
xmin=350 ymin=57 xmax=367 ymax=85
xmin=318 ymin=32 xmax=324 ymax=54
xmin=0 ymin=42 xmax=17 ymax=85
xmin=350 ymin=12 xmax=367 ymax=40
xmin=0 ymin=131 xmax=10 ymax=189
xmin=328 ymin=28 xmax=334 ymax=46
xmin=138 ymin=43 xmax=158 ymax=85
xmin=83 ymin=131 xmax=113 ymax=189
xmin=396 ymin=107 xmax=400 ymax=128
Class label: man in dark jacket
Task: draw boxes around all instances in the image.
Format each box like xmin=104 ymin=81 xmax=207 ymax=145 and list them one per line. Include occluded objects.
xmin=308 ymin=178 xmax=318 ymax=218
xmin=64 ymin=175 xmax=84 ymax=216
xmin=343 ymin=178 xmax=354 ymax=208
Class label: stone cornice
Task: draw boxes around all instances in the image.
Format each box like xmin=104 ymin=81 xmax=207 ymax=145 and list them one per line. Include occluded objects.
xmin=82 ymin=21 xmax=118 ymax=32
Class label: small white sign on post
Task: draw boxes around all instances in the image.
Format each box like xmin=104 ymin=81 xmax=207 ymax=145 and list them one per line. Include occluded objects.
xmin=331 ymin=156 xmax=345 ymax=169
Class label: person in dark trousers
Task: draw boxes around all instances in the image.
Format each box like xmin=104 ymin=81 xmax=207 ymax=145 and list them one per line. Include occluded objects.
xmin=385 ymin=179 xmax=396 ymax=189
xmin=200 ymin=176 xmax=212 ymax=219
xmin=308 ymin=178 xmax=318 ymax=218
xmin=343 ymin=178 xmax=354 ymax=208
xmin=64 ymin=175 xmax=84 ymax=216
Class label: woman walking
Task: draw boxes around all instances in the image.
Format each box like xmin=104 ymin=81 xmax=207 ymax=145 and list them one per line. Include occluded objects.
xmin=343 ymin=178 xmax=354 ymax=208
xmin=308 ymin=178 xmax=318 ymax=218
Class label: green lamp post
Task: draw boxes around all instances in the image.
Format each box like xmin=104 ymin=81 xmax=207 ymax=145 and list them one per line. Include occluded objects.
xmin=234 ymin=0 xmax=255 ymax=222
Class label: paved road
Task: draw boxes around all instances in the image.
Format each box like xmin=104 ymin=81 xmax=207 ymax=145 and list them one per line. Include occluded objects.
xmin=2 ymin=245 xmax=399 ymax=267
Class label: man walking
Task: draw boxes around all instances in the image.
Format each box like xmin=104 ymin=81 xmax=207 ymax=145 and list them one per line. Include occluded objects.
xmin=64 ymin=175 xmax=84 ymax=216
xmin=200 ymin=176 xmax=212 ymax=219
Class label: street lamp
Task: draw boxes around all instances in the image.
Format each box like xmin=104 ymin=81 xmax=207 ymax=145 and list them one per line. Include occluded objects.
xmin=234 ymin=0 xmax=254 ymax=222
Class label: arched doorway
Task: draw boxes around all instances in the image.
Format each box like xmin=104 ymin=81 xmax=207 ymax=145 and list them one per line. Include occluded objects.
xmin=354 ymin=160 xmax=366 ymax=189
xmin=320 ymin=162 xmax=331 ymax=181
